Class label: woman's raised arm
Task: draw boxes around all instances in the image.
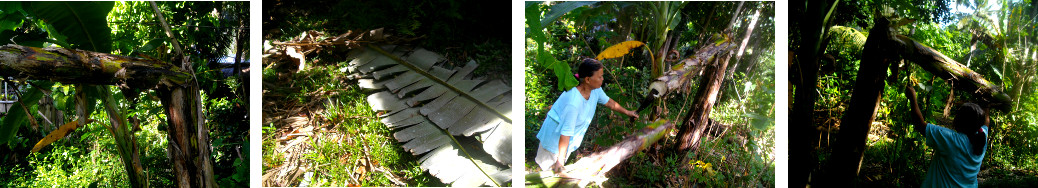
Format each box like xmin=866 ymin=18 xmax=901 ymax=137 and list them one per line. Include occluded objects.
xmin=906 ymin=85 xmax=928 ymax=136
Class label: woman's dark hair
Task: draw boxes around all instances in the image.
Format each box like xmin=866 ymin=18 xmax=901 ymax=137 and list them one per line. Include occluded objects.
xmin=954 ymin=102 xmax=986 ymax=155
xmin=576 ymin=58 xmax=603 ymax=81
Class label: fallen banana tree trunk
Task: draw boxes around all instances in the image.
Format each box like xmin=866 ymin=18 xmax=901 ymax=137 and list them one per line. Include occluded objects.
xmin=526 ymin=119 xmax=674 ymax=188
xmin=641 ymin=39 xmax=737 ymax=109
xmin=0 ymin=44 xmax=190 ymax=88
xmin=892 ymin=34 xmax=1013 ymax=109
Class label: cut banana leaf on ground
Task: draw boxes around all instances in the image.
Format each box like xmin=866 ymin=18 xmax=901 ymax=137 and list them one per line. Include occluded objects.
xmin=348 ymin=44 xmax=512 ymax=186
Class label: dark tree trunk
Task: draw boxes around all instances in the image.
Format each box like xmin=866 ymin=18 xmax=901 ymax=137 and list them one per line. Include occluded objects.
xmin=234 ymin=22 xmax=248 ymax=106
xmin=826 ymin=15 xmax=898 ymax=186
xmin=150 ymin=2 xmax=218 ymax=187
xmin=790 ymin=0 xmax=835 ymax=186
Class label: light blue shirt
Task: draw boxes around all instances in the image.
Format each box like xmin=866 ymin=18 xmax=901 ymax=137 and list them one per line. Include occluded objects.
xmin=922 ymin=123 xmax=988 ymax=188
xmin=535 ymin=87 xmax=610 ymax=155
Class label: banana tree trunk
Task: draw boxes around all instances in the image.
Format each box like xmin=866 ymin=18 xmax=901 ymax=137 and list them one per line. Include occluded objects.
xmin=525 ymin=120 xmax=674 ymax=188
xmin=158 ymin=79 xmax=217 ymax=188
xmin=892 ymin=34 xmax=1013 ymax=109
xmin=640 ymin=38 xmax=737 ymax=112
xmin=676 ymin=41 xmax=736 ymax=151
xmin=826 ymin=15 xmax=898 ymax=186
xmin=0 ymin=44 xmax=190 ymax=86
xmin=150 ymin=2 xmax=217 ymax=186
xmin=99 ymin=86 xmax=148 ymax=187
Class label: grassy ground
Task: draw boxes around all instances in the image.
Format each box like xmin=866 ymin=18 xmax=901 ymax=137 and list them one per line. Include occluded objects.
xmin=261 ymin=62 xmax=442 ymax=186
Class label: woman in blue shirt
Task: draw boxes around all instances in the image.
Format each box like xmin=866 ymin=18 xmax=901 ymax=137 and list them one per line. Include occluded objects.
xmin=535 ymin=58 xmax=639 ymax=176
xmin=907 ymin=84 xmax=989 ymax=187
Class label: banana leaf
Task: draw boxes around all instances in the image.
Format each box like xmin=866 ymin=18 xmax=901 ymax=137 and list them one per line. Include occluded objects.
xmin=0 ymin=81 xmax=52 ymax=144
xmin=348 ymin=45 xmax=511 ymax=186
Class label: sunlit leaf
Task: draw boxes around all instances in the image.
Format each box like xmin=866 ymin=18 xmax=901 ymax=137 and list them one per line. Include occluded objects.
xmin=31 ymin=119 xmax=93 ymax=153
xmin=536 ymin=44 xmax=579 ymax=91
xmin=134 ymin=38 xmax=166 ymax=53
xmin=596 ymin=41 xmax=644 ymax=60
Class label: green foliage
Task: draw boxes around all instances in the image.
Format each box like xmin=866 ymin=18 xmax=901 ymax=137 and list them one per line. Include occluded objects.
xmin=1 ymin=86 xmax=174 ymax=187
xmin=0 ymin=2 xmax=26 ymax=31
xmin=0 ymin=81 xmax=53 ymax=144
xmin=525 ymin=2 xmax=775 ymax=186
xmin=0 ymin=1 xmax=249 ymax=187
xmin=3 ymin=145 xmax=125 ymax=187
xmin=261 ymin=123 xmax=280 ymax=172
xmin=527 ymin=2 xmax=582 ymax=91
xmin=524 ymin=61 xmax=554 ymax=157
xmin=28 ymin=2 xmax=113 ymax=52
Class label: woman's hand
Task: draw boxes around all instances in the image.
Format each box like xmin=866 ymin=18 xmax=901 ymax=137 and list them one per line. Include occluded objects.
xmin=551 ymin=161 xmax=565 ymax=174
xmin=606 ymin=99 xmax=639 ymax=119
xmin=906 ymin=83 xmax=928 ymax=135
xmin=624 ymin=109 xmax=640 ymax=118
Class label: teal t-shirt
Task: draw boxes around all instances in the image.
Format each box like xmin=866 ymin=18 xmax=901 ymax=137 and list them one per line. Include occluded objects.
xmin=535 ymin=87 xmax=610 ymax=155
xmin=922 ymin=123 xmax=988 ymax=188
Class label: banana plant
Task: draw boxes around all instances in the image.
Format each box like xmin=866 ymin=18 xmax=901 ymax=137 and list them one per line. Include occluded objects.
xmin=644 ymin=1 xmax=687 ymax=78
xmin=347 ymin=44 xmax=511 ymax=186
xmin=526 ymin=1 xmax=595 ymax=91
xmin=0 ymin=2 xmax=218 ymax=187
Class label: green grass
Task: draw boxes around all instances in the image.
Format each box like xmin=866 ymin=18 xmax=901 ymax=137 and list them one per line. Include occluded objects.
xmin=262 ymin=63 xmax=439 ymax=186
xmin=304 ymin=84 xmax=439 ymax=187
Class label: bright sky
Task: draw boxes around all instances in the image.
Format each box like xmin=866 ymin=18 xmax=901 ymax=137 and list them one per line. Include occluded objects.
xmin=943 ymin=0 xmax=1020 ymax=27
